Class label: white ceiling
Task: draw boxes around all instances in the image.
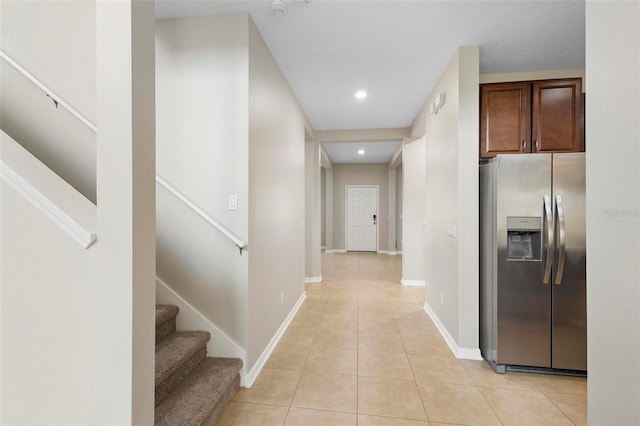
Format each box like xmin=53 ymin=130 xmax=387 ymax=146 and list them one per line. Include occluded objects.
xmin=322 ymin=141 xmax=401 ymax=164
xmin=156 ymin=0 xmax=586 ymax=163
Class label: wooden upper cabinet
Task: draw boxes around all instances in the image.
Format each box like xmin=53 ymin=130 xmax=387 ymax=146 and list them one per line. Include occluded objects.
xmin=480 ymin=78 xmax=584 ymax=159
xmin=480 ymin=82 xmax=531 ymax=158
xmin=532 ymin=79 xmax=583 ymax=153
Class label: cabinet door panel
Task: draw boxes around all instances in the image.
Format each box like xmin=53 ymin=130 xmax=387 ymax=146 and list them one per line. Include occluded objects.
xmin=532 ymin=79 xmax=583 ymax=153
xmin=480 ymin=82 xmax=531 ymax=158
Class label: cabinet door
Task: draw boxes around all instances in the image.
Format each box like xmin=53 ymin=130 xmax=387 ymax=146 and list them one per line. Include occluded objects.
xmin=480 ymin=82 xmax=531 ymax=158
xmin=532 ymin=79 xmax=583 ymax=153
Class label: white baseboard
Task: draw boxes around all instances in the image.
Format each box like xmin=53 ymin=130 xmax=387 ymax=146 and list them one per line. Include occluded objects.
xmin=332 ymin=249 xmax=347 ymax=253
xmin=156 ymin=278 xmax=248 ymax=382
xmin=244 ymin=291 xmax=307 ymax=387
xmin=396 ymin=250 xmax=403 ymax=255
xmin=324 ymin=249 xmax=334 ymax=254
xmin=423 ymin=302 xmax=483 ymax=361
xmin=401 ymin=279 xmax=426 ymax=286
xmin=386 ymin=251 xmax=397 ymax=256
xmin=305 ymin=276 xmax=323 ymax=283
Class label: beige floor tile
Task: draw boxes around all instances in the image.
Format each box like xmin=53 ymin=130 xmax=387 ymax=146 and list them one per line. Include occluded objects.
xmin=358 ymin=302 xmax=393 ymax=315
xmin=305 ymin=286 xmax=332 ymax=298
xmin=408 ymin=353 xmax=473 ymax=385
xmin=280 ymin=326 xmax=317 ymax=348
xmin=298 ymin=298 xmax=328 ymax=313
xmin=392 ymin=303 xmax=426 ymax=319
xmin=323 ymin=304 xmax=357 ymax=316
xmin=460 ymin=360 xmax=539 ymax=390
xmin=546 ymin=392 xmax=587 ymax=425
xmin=323 ymin=310 xmax=358 ymax=322
xmin=358 ymin=376 xmax=428 ymax=421
xmin=417 ymin=381 xmax=501 ymax=425
xmin=358 ymin=329 xmax=406 ymax=353
xmin=358 ymin=317 xmax=398 ymax=332
xmin=290 ymin=311 xmax=324 ymax=328
xmin=292 ymin=372 xmax=357 ymax=412
xmin=358 ymin=350 xmax=414 ymax=380
xmin=217 ymin=402 xmax=289 ymax=426
xmin=312 ymin=327 xmax=358 ymax=350
xmin=319 ymin=314 xmax=358 ymax=330
xmin=529 ymin=374 xmax=588 ymax=395
xmin=233 ymin=368 xmax=301 ymax=406
xmin=284 ymin=408 xmax=357 ymax=426
xmin=304 ymin=346 xmax=358 ymax=375
xmin=358 ymin=414 xmax=430 ymax=425
xmin=265 ymin=343 xmax=310 ymax=371
xmin=480 ymin=386 xmax=574 ymax=426
xmin=400 ymin=331 xmax=452 ymax=355
xmin=396 ymin=318 xmax=438 ymax=336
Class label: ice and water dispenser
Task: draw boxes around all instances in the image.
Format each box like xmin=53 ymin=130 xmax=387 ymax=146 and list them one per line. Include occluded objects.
xmin=506 ymin=217 xmax=542 ymax=261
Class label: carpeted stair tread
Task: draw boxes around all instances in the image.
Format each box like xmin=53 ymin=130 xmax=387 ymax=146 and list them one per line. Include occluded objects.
xmin=156 ymin=331 xmax=210 ymax=387
xmin=156 ymin=305 xmax=179 ymax=343
xmin=155 ymin=357 xmax=243 ymax=426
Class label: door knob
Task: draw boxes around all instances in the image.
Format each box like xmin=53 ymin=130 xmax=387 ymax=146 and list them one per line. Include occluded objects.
xmin=373 ymin=214 xmax=377 ymax=225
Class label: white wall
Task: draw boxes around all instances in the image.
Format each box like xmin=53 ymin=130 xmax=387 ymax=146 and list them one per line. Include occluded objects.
xmin=1 ymin=182 xmax=100 ymax=424
xmin=96 ymin=2 xmax=157 ymax=422
xmin=155 ymin=14 xmax=250 ymax=352
xmin=401 ymin=138 xmax=426 ymax=284
xmin=321 ymin=167 xmax=326 ymax=247
xmin=414 ymin=46 xmax=480 ymax=356
xmin=247 ymin=17 xmax=306 ymax=369
xmin=2 ymin=2 xmax=156 ymax=423
xmin=0 ymin=0 xmax=97 ymax=201
xmin=332 ymin=163 xmax=390 ymax=252
xmin=396 ymin=163 xmax=403 ymax=251
xmin=305 ymin=138 xmax=322 ymax=280
xmin=585 ymin=2 xmax=640 ymax=423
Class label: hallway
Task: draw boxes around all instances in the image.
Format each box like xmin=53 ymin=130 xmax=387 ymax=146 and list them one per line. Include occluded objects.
xmin=218 ymin=252 xmax=587 ymax=425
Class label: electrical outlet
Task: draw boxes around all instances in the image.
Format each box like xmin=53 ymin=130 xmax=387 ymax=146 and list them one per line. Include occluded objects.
xmin=447 ymin=224 xmax=457 ymax=238
xmin=440 ymin=291 xmax=444 ymax=304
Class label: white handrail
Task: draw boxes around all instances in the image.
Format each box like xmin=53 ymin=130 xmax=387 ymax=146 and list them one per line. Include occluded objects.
xmin=156 ymin=175 xmax=247 ymax=254
xmin=2 ymin=49 xmax=246 ymax=253
xmin=0 ymin=49 xmax=97 ymax=133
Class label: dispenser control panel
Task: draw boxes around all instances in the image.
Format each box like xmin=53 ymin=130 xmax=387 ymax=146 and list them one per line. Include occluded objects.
xmin=506 ymin=217 xmax=542 ymax=261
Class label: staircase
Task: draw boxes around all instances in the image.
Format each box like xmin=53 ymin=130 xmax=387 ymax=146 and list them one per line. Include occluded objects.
xmin=155 ymin=305 xmax=243 ymax=426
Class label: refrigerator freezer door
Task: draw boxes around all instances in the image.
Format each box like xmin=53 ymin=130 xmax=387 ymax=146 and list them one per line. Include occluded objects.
xmin=552 ymin=153 xmax=587 ymax=371
xmin=496 ymin=154 xmax=552 ymax=368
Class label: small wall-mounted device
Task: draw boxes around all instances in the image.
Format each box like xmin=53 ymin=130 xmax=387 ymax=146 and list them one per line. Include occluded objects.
xmin=431 ymin=92 xmax=447 ymax=115
xmin=270 ymin=0 xmax=286 ymax=15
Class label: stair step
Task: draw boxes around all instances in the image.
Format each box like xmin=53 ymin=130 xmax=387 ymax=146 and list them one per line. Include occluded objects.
xmin=155 ymin=357 xmax=243 ymax=426
xmin=156 ymin=331 xmax=210 ymax=405
xmin=156 ymin=305 xmax=179 ymax=343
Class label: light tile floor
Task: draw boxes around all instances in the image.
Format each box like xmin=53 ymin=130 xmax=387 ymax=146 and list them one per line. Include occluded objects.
xmin=218 ymin=252 xmax=587 ymax=426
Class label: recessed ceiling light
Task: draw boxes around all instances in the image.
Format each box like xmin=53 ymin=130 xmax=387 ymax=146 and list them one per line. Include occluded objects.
xmin=358 ymin=149 xmax=365 ymax=155
xmin=354 ymin=91 xmax=367 ymax=100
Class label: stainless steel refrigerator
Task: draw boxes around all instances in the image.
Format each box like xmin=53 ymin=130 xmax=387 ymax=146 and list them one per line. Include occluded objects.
xmin=480 ymin=153 xmax=586 ymax=373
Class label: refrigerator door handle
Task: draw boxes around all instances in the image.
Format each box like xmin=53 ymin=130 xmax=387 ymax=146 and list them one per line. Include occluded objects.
xmin=555 ymin=195 xmax=566 ymax=285
xmin=543 ymin=195 xmax=554 ymax=284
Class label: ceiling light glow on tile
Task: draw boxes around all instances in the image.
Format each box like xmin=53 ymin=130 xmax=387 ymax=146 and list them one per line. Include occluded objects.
xmin=358 ymin=149 xmax=365 ymax=155
xmin=354 ymin=91 xmax=367 ymax=100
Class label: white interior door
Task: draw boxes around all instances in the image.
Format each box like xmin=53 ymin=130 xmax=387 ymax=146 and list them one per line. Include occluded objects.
xmin=346 ymin=186 xmax=378 ymax=251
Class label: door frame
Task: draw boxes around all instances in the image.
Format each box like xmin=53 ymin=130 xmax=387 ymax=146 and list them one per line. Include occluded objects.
xmin=344 ymin=185 xmax=379 ymax=252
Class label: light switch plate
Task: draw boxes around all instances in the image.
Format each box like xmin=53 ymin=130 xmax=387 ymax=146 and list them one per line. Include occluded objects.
xmin=447 ymin=224 xmax=456 ymax=237
xmin=228 ymin=194 xmax=238 ymax=210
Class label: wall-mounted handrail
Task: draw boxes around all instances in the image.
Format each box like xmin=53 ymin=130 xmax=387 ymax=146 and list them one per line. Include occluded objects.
xmin=1 ymin=131 xmax=97 ymax=249
xmin=2 ymin=49 xmax=245 ymax=254
xmin=156 ymin=175 xmax=247 ymax=254
xmin=0 ymin=49 xmax=98 ymax=133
